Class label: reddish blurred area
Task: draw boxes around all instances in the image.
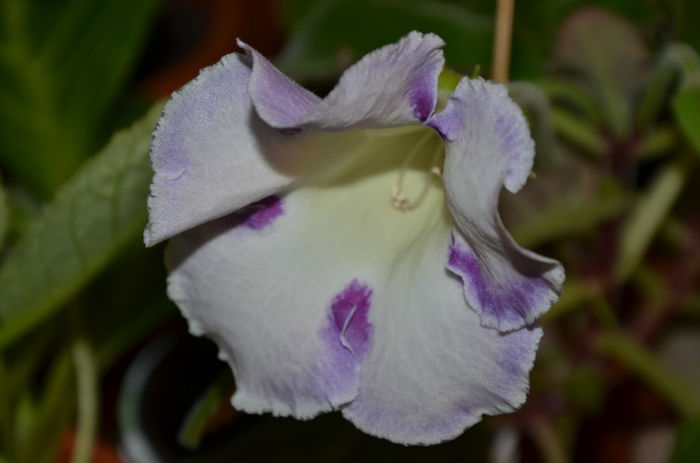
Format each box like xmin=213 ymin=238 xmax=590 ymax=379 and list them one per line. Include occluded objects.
xmin=58 ymin=430 xmax=123 ymax=463
xmin=141 ymin=0 xmax=283 ymax=100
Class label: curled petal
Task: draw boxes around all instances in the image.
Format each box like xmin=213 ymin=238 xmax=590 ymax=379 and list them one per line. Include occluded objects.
xmin=429 ymin=78 xmax=564 ymax=331
xmin=237 ymin=39 xmax=321 ymax=128
xmin=145 ymin=54 xmax=292 ymax=246
xmin=242 ymin=31 xmax=445 ymax=131
xmin=145 ymin=54 xmax=357 ymax=246
xmin=342 ymin=228 xmax=543 ymax=445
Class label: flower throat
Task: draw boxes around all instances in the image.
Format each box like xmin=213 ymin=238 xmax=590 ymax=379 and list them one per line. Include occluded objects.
xmin=391 ymin=132 xmax=444 ymax=212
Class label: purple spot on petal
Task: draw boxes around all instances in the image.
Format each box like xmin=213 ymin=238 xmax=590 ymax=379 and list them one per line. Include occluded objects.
xmin=329 ymin=280 xmax=373 ymax=359
xmin=411 ymin=73 xmax=437 ymax=121
xmin=315 ymin=280 xmax=373 ymax=405
xmin=426 ymin=103 xmax=464 ymax=141
xmin=242 ymin=195 xmax=284 ymax=230
xmin=447 ymin=235 xmax=546 ymax=327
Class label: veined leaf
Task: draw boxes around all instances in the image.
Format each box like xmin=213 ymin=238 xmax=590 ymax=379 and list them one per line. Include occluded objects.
xmin=0 ymin=104 xmax=162 ymax=348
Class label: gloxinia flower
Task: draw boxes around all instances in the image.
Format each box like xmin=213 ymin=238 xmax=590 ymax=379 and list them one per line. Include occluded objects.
xmin=145 ymin=32 xmax=564 ymax=445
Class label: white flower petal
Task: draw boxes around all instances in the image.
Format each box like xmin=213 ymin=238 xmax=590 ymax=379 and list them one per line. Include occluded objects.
xmin=343 ymin=230 xmax=543 ymax=445
xmin=165 ymin=126 xmax=450 ymax=422
xmin=146 ymin=54 xmax=333 ymax=246
xmin=428 ymin=78 xmax=564 ymax=331
xmin=166 ymin=199 xmax=368 ymax=418
xmin=242 ymin=31 xmax=445 ymax=131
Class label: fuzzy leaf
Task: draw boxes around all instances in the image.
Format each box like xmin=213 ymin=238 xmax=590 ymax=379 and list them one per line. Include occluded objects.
xmin=0 ymin=104 xmax=162 ymax=348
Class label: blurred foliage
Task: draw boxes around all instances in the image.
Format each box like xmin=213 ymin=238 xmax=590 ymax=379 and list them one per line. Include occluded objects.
xmin=0 ymin=104 xmax=162 ymax=349
xmin=0 ymin=176 xmax=8 ymax=249
xmin=671 ymin=418 xmax=700 ymax=463
xmin=0 ymin=0 xmax=159 ymax=197
xmin=0 ymin=0 xmax=699 ymax=461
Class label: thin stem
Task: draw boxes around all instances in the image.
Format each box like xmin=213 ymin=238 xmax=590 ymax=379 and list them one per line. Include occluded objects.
xmin=71 ymin=340 xmax=98 ymax=463
xmin=529 ymin=415 xmax=568 ymax=463
xmin=492 ymin=0 xmax=515 ymax=83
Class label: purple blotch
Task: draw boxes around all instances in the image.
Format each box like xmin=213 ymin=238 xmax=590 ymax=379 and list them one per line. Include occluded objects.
xmin=447 ymin=236 xmax=543 ymax=327
xmin=241 ymin=195 xmax=284 ymax=230
xmin=329 ymin=279 xmax=373 ymax=359
xmin=411 ymin=73 xmax=437 ymax=122
xmin=426 ymin=102 xmax=464 ymax=141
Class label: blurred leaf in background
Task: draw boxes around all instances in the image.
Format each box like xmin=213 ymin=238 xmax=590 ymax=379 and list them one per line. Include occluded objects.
xmin=0 ymin=0 xmax=160 ymax=197
xmin=0 ymin=104 xmax=162 ymax=349
xmin=275 ymin=0 xmax=493 ymax=81
xmin=0 ymin=175 xmax=8 ymax=250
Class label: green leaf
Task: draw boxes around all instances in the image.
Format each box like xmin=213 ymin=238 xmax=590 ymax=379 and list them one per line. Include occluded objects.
xmin=541 ymin=279 xmax=601 ymax=322
xmin=615 ymin=157 xmax=690 ymax=282
xmin=565 ymin=366 xmax=604 ymax=413
xmin=0 ymin=104 xmax=162 ymax=349
xmin=551 ymin=108 xmax=607 ymax=159
xmin=673 ymin=87 xmax=700 ymax=155
xmin=0 ymin=0 xmax=160 ymax=195
xmin=539 ymin=77 xmax=602 ymax=124
xmin=511 ymin=183 xmax=628 ymax=248
xmin=17 ymin=349 xmax=74 ymax=463
xmin=275 ymin=0 xmax=321 ymax=32
xmin=596 ymin=332 xmax=700 ymax=418
xmin=638 ymin=43 xmax=700 ymax=130
xmin=637 ymin=126 xmax=679 ymax=160
xmin=178 ymin=371 xmax=235 ymax=450
xmin=0 ymin=175 xmax=8 ymax=250
xmin=276 ymin=0 xmax=492 ymax=82
xmin=671 ymin=0 xmax=700 ymax=53
xmin=0 ymin=356 xmax=11 ymax=451
xmin=554 ymin=8 xmax=648 ymax=138
xmin=672 ymin=419 xmax=700 ymax=463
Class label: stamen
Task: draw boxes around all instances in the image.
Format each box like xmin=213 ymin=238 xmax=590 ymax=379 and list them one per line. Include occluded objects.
xmin=391 ymin=134 xmax=444 ymax=211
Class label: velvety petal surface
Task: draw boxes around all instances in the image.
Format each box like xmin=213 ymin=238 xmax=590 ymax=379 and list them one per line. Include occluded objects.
xmin=166 ymin=121 xmax=545 ymax=444
xmin=342 ymin=227 xmax=543 ymax=445
xmin=166 ymin=202 xmax=368 ymax=418
xmin=242 ymin=31 xmax=445 ymax=131
xmin=146 ymin=54 xmax=346 ymax=246
xmin=165 ymin=126 xmax=447 ymax=420
xmin=428 ymin=78 xmax=564 ymax=331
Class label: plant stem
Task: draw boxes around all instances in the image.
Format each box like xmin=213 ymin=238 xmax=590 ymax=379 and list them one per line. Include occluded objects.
xmin=71 ymin=340 xmax=97 ymax=463
xmin=530 ymin=415 xmax=568 ymax=463
xmin=493 ymin=0 xmax=514 ymax=83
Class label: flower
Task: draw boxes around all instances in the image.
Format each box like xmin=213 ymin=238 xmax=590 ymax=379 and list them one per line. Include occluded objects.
xmin=145 ymin=31 xmax=565 ymax=445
